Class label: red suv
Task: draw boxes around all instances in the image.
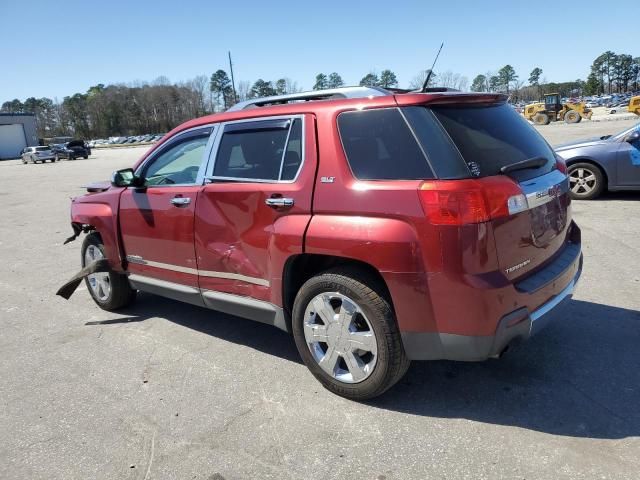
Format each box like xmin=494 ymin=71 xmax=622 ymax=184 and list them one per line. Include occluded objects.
xmin=61 ymin=86 xmax=582 ymax=400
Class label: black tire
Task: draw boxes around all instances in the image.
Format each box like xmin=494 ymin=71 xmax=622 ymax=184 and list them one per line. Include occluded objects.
xmin=81 ymin=233 xmax=136 ymax=310
xmin=564 ymin=110 xmax=581 ymax=124
xmin=533 ymin=112 xmax=550 ymax=125
xmin=292 ymin=267 xmax=410 ymax=400
xmin=83 ymin=155 xmax=88 ymax=159
xmin=567 ymin=162 xmax=605 ymax=200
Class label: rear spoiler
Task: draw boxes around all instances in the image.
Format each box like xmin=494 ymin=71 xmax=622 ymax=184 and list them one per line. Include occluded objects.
xmin=395 ymin=92 xmax=508 ymax=107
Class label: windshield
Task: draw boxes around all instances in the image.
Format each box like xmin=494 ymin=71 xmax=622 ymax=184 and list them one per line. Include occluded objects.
xmin=612 ymin=122 xmax=640 ymax=141
xmin=429 ymin=103 xmax=556 ymax=181
xmin=35 ymin=147 xmax=49 ymax=152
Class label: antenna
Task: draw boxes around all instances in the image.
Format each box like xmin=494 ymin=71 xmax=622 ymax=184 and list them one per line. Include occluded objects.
xmin=421 ymin=42 xmax=444 ymax=92
xmin=228 ymin=51 xmax=238 ymax=103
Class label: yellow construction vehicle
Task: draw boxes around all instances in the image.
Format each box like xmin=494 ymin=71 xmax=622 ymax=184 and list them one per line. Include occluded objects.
xmin=629 ymin=95 xmax=640 ymax=116
xmin=523 ymin=93 xmax=593 ymax=125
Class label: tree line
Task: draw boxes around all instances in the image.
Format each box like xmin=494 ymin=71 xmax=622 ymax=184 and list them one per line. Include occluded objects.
xmin=3 ymin=50 xmax=638 ymax=139
xmin=470 ymin=51 xmax=640 ymax=101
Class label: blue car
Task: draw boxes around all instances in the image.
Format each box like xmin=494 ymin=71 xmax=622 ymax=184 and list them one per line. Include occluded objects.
xmin=555 ymin=122 xmax=640 ymax=199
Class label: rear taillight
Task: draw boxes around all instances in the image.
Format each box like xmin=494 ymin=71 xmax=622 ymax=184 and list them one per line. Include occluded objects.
xmin=419 ymin=177 xmax=528 ymax=225
xmin=555 ymin=157 xmax=568 ymax=174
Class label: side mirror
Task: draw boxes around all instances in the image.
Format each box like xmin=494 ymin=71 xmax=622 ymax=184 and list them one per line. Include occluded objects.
xmin=111 ymin=168 xmax=143 ymax=187
xmin=625 ymin=131 xmax=640 ymax=143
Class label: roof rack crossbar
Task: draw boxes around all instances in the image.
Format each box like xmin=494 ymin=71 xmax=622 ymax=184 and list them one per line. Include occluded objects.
xmin=227 ymin=86 xmax=393 ymax=111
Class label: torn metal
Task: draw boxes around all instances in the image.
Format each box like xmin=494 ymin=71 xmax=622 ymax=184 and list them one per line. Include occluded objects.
xmin=63 ymin=224 xmax=83 ymax=245
xmin=56 ymin=259 xmax=111 ymax=300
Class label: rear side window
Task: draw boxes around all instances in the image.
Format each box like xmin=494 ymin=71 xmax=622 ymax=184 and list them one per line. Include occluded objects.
xmin=338 ymin=108 xmax=434 ymax=180
xmin=430 ymin=104 xmax=556 ymax=180
xmin=213 ymin=118 xmax=302 ymax=181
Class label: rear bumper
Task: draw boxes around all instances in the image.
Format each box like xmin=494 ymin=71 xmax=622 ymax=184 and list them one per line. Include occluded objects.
xmin=402 ymin=252 xmax=583 ymax=361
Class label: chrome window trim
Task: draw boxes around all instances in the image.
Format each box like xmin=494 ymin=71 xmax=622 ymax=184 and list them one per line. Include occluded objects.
xmin=204 ymin=114 xmax=305 ymax=184
xmin=126 ymin=255 xmax=269 ymax=287
xmin=134 ymin=124 xmax=219 ymax=187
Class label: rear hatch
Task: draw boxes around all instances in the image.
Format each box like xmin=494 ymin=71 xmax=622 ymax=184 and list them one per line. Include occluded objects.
xmin=403 ymin=101 xmax=571 ymax=281
xmin=35 ymin=146 xmax=51 ymax=156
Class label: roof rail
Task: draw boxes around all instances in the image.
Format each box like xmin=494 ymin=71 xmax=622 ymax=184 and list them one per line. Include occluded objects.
xmin=227 ymin=86 xmax=393 ymax=111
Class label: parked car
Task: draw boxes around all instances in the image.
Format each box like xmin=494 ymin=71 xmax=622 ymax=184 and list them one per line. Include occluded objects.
xmin=59 ymin=86 xmax=582 ymax=400
xmin=607 ymin=103 xmax=628 ymax=114
xmin=555 ymin=122 xmax=640 ymax=199
xmin=21 ymin=146 xmax=56 ymax=164
xmin=51 ymin=140 xmax=90 ymax=160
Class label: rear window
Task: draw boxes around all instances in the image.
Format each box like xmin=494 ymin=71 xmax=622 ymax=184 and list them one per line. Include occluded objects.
xmin=35 ymin=147 xmax=48 ymax=152
xmin=338 ymin=108 xmax=434 ymax=180
xmin=429 ymin=104 xmax=555 ymax=180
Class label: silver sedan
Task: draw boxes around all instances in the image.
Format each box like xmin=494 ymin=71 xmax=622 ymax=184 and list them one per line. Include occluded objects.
xmin=555 ymin=122 xmax=640 ymax=199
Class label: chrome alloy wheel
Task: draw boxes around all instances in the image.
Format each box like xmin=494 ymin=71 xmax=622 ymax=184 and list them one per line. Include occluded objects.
xmin=303 ymin=292 xmax=377 ymax=384
xmin=569 ymin=167 xmax=596 ymax=195
xmin=84 ymin=245 xmax=111 ymax=301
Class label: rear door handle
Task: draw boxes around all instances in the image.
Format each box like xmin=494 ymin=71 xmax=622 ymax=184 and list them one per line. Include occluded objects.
xmin=170 ymin=197 xmax=191 ymax=206
xmin=265 ymin=197 xmax=294 ymax=208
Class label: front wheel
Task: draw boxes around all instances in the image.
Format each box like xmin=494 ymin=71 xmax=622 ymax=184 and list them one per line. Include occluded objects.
xmin=81 ymin=233 xmax=136 ymax=310
xmin=564 ymin=110 xmax=581 ymax=124
xmin=568 ymin=162 xmax=605 ymax=200
xmin=533 ymin=112 xmax=550 ymax=125
xmin=292 ymin=267 xmax=410 ymax=400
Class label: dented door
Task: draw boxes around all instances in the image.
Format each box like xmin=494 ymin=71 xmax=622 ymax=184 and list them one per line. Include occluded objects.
xmin=194 ymin=115 xmax=316 ymax=304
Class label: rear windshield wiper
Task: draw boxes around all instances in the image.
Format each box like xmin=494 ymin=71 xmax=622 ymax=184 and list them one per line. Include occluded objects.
xmin=500 ymin=156 xmax=548 ymax=174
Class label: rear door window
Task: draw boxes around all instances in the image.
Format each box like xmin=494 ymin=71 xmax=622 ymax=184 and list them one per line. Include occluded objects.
xmin=429 ymin=103 xmax=556 ymax=181
xmin=338 ymin=108 xmax=434 ymax=180
xmin=212 ymin=117 xmax=303 ymax=182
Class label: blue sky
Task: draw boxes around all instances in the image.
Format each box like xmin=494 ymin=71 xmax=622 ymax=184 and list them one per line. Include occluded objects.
xmin=1 ymin=0 xmax=635 ymax=101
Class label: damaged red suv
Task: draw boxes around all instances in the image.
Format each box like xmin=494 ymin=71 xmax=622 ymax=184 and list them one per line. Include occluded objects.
xmin=60 ymin=86 xmax=582 ymax=400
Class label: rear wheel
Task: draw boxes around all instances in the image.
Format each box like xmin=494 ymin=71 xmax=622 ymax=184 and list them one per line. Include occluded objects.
xmin=83 ymin=155 xmax=88 ymax=159
xmin=564 ymin=110 xmax=581 ymax=124
xmin=533 ymin=112 xmax=550 ymax=125
xmin=292 ymin=267 xmax=410 ymax=400
xmin=81 ymin=233 xmax=136 ymax=310
xmin=568 ymin=162 xmax=604 ymax=200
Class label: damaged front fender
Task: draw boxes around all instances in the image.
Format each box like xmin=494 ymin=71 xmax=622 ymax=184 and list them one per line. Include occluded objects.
xmin=56 ymin=259 xmax=111 ymax=300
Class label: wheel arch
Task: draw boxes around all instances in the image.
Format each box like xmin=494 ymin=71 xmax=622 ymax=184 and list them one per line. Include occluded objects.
xmin=282 ymin=254 xmax=394 ymax=332
xmin=70 ymin=200 xmax=124 ymax=271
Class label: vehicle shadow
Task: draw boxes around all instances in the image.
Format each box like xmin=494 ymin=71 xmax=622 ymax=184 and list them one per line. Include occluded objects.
xmin=99 ymin=292 xmax=301 ymax=363
xmin=370 ymin=299 xmax=640 ymax=440
xmin=96 ymin=295 xmax=639 ymax=439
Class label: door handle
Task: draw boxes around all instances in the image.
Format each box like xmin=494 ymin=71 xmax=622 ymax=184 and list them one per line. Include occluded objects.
xmin=170 ymin=197 xmax=191 ymax=206
xmin=265 ymin=197 xmax=294 ymax=208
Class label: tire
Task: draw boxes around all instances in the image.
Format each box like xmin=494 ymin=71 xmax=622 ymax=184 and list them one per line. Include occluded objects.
xmin=83 ymin=155 xmax=88 ymax=159
xmin=81 ymin=233 xmax=136 ymax=310
xmin=564 ymin=110 xmax=581 ymax=124
xmin=22 ymin=158 xmax=27 ymax=164
xmin=567 ymin=162 xmax=605 ymax=200
xmin=533 ymin=113 xmax=550 ymax=125
xmin=292 ymin=267 xmax=410 ymax=400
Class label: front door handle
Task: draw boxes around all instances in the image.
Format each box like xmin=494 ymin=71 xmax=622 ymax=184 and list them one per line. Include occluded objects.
xmin=170 ymin=197 xmax=191 ymax=206
xmin=265 ymin=197 xmax=294 ymax=208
